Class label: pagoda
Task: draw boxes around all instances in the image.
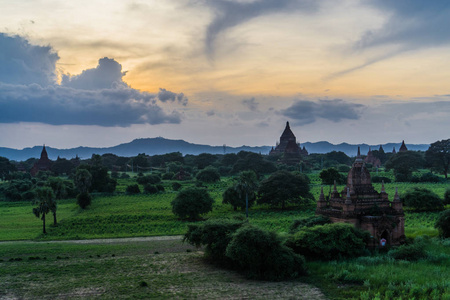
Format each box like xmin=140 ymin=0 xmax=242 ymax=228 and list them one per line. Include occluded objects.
xmin=269 ymin=121 xmax=308 ymax=164
xmin=30 ymin=145 xmax=53 ymax=176
xmin=316 ymin=147 xmax=405 ymax=247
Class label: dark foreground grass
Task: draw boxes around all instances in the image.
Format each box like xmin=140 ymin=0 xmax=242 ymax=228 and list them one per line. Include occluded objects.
xmin=0 ymin=239 xmax=325 ymax=299
xmin=306 ymin=238 xmax=450 ymax=300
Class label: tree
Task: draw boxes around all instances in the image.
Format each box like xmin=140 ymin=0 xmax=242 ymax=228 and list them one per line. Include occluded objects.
xmin=171 ymin=187 xmax=214 ymax=221
xmin=74 ymin=168 xmax=92 ymax=194
xmin=32 ymin=187 xmax=55 ymax=234
xmin=435 ymin=210 xmax=450 ymax=238
xmin=196 ymin=167 xmax=221 ymax=183
xmin=231 ymin=152 xmax=276 ymax=177
xmin=257 ymin=171 xmax=313 ymax=209
xmin=0 ymin=156 xmax=16 ymax=180
xmin=385 ymin=151 xmax=425 ymax=182
xmin=402 ymin=187 xmax=444 ymax=211
xmin=426 ymin=139 xmax=450 ymax=179
xmin=319 ymin=168 xmax=346 ymax=185
xmin=222 ymin=171 xmax=258 ymax=213
xmin=194 ymin=153 xmax=218 ymax=169
xmin=234 ymin=171 xmax=258 ymax=217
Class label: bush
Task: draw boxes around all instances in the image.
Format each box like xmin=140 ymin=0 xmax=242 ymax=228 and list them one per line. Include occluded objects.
xmin=126 ymin=184 xmax=141 ymax=194
xmin=411 ymin=172 xmax=445 ymax=183
xmin=120 ymin=173 xmax=130 ymax=179
xmin=76 ymin=192 xmax=92 ymax=209
xmin=444 ymin=190 xmax=450 ymax=206
xmin=171 ymin=187 xmax=214 ymax=221
xmin=162 ymin=172 xmax=174 ymax=180
xmin=143 ymin=184 xmax=158 ymax=194
xmin=184 ymin=219 xmax=245 ymax=263
xmin=196 ymin=167 xmax=221 ymax=183
xmin=289 ymin=216 xmax=331 ymax=234
xmin=286 ymin=223 xmax=369 ymax=260
xmin=225 ymin=225 xmax=307 ymax=280
xmin=435 ymin=209 xmax=450 ymax=238
xmin=371 ymin=176 xmax=392 ymax=183
xmin=156 ymin=184 xmax=165 ymax=192
xmin=172 ymin=182 xmax=182 ymax=191
xmin=403 ymin=187 xmax=444 ymax=211
xmin=136 ymin=175 xmax=161 ymax=185
xmin=388 ymin=240 xmax=428 ymax=261
xmin=319 ymin=168 xmax=346 ymax=185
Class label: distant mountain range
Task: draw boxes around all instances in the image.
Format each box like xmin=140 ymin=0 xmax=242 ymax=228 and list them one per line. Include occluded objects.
xmin=0 ymin=137 xmax=430 ymax=161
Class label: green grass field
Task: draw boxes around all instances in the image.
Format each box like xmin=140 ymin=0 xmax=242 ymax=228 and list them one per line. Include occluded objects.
xmin=1 ymin=171 xmax=449 ymax=299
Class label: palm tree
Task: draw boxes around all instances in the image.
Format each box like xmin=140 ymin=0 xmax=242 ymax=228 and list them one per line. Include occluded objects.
xmin=234 ymin=171 xmax=258 ymax=218
xmin=32 ymin=187 xmax=55 ymax=234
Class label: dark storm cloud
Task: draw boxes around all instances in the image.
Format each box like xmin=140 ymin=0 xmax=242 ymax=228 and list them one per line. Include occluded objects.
xmin=242 ymin=97 xmax=259 ymax=111
xmin=280 ymin=99 xmax=364 ymax=125
xmin=0 ymin=33 xmax=59 ymax=86
xmin=203 ymin=0 xmax=318 ymax=59
xmin=0 ymin=83 xmax=182 ymax=126
xmin=157 ymin=88 xmax=188 ymax=106
xmin=0 ymin=34 xmax=186 ymax=126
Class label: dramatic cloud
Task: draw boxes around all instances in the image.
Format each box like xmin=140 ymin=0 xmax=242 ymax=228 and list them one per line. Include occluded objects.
xmin=157 ymin=88 xmax=188 ymax=106
xmin=280 ymin=99 xmax=364 ymax=125
xmin=242 ymin=97 xmax=259 ymax=111
xmin=61 ymin=57 xmax=128 ymax=90
xmin=204 ymin=0 xmax=318 ymax=58
xmin=0 ymin=34 xmax=187 ymax=127
xmin=0 ymin=33 xmax=59 ymax=86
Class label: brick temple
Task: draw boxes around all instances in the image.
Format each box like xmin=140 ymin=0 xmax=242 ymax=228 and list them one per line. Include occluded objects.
xmin=269 ymin=121 xmax=308 ymax=164
xmin=30 ymin=145 xmax=53 ymax=176
xmin=316 ymin=147 xmax=405 ymax=247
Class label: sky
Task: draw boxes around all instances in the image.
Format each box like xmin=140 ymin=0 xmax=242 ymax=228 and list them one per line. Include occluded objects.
xmin=1 ymin=0 xmax=450 ymax=150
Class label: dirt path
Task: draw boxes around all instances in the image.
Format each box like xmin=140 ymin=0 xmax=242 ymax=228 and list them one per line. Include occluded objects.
xmin=0 ymin=235 xmax=183 ymax=245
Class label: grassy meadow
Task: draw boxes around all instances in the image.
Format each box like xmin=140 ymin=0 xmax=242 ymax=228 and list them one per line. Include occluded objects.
xmin=1 ymin=170 xmax=449 ymax=299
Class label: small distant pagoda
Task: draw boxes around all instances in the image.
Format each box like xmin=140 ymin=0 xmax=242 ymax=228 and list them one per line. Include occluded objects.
xmin=269 ymin=121 xmax=308 ymax=164
xmin=316 ymin=147 xmax=405 ymax=247
xmin=30 ymin=145 xmax=53 ymax=176
xmin=399 ymin=140 xmax=408 ymax=152
xmin=364 ymin=147 xmax=381 ymax=168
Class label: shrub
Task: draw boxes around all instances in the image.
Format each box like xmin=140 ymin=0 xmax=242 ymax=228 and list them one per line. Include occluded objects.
xmin=444 ymin=190 xmax=450 ymax=206
xmin=156 ymin=184 xmax=165 ymax=192
xmin=403 ymin=187 xmax=444 ymax=211
xmin=184 ymin=219 xmax=245 ymax=263
xmin=111 ymin=171 xmax=119 ymax=179
xmin=225 ymin=225 xmax=307 ymax=280
xmin=319 ymin=168 xmax=346 ymax=185
xmin=286 ymin=223 xmax=369 ymax=260
xmin=162 ymin=172 xmax=174 ymax=180
xmin=411 ymin=172 xmax=445 ymax=183
xmin=76 ymin=192 xmax=92 ymax=209
xmin=171 ymin=187 xmax=214 ymax=221
xmin=120 ymin=173 xmax=130 ymax=179
xmin=136 ymin=175 xmax=161 ymax=185
xmin=126 ymin=184 xmax=141 ymax=194
xmin=196 ymin=167 xmax=221 ymax=183
xmin=388 ymin=241 xmax=428 ymax=261
xmin=435 ymin=209 xmax=450 ymax=238
xmin=337 ymin=165 xmax=351 ymax=172
xmin=172 ymin=182 xmax=182 ymax=191
xmin=289 ymin=216 xmax=331 ymax=234
xmin=371 ymin=176 xmax=392 ymax=183
xmin=143 ymin=184 xmax=158 ymax=194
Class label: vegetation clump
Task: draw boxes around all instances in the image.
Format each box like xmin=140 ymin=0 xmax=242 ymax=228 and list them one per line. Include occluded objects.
xmin=402 ymin=187 xmax=444 ymax=211
xmin=196 ymin=167 xmax=221 ymax=183
xmin=289 ymin=216 xmax=331 ymax=234
xmin=435 ymin=209 xmax=450 ymax=238
xmin=226 ymin=225 xmax=307 ymax=280
xmin=286 ymin=223 xmax=370 ymax=260
xmin=171 ymin=187 xmax=214 ymax=221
